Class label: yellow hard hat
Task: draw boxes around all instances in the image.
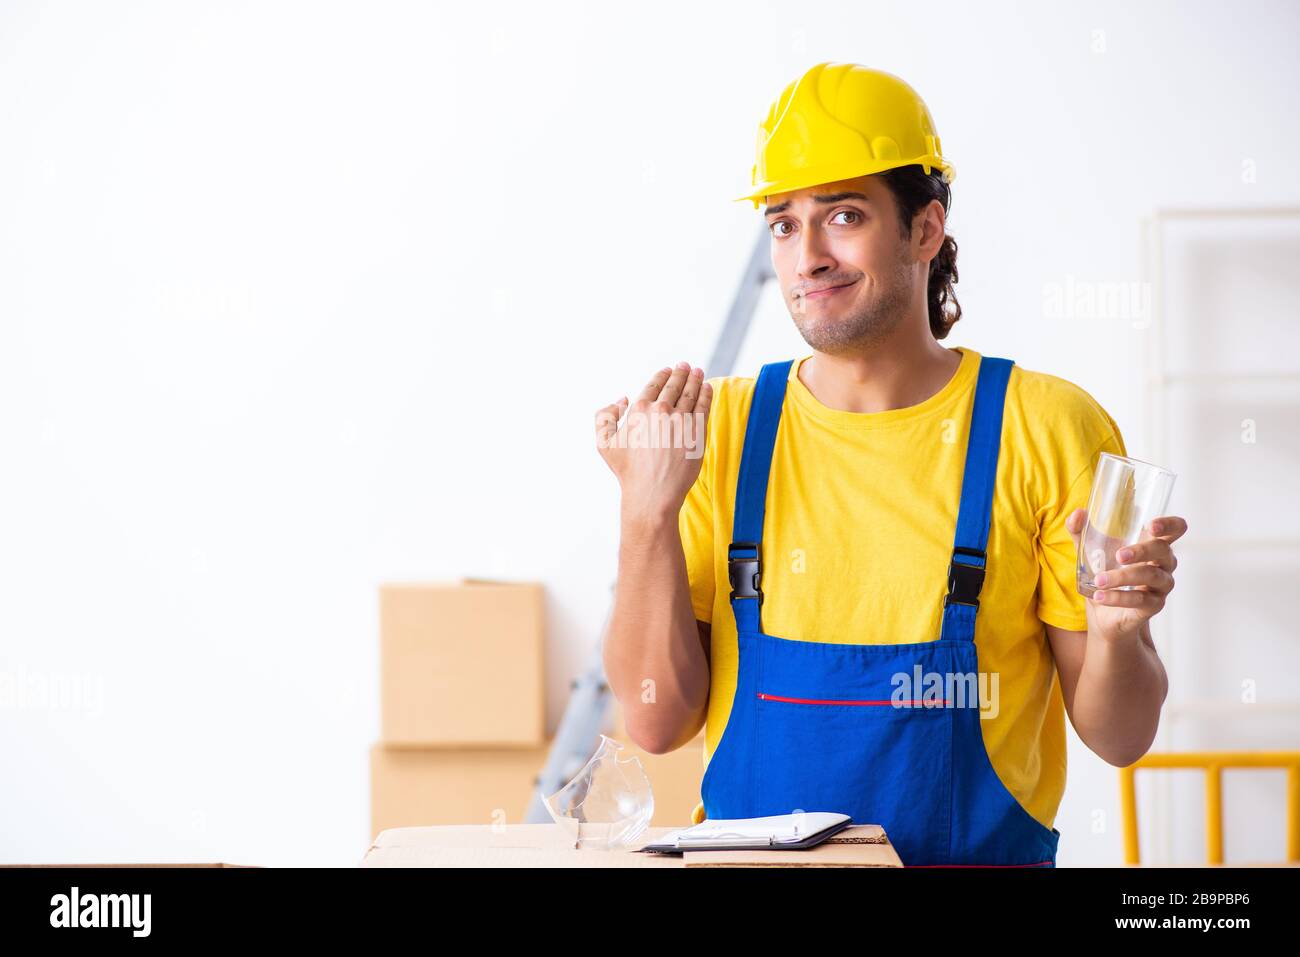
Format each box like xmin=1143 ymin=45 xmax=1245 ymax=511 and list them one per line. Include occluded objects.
xmin=735 ymin=62 xmax=955 ymax=210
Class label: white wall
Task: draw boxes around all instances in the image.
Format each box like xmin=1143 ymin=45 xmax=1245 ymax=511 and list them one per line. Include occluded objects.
xmin=1 ymin=0 xmax=1296 ymax=865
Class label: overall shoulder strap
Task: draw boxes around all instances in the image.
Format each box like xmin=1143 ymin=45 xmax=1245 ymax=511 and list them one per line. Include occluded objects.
xmin=728 ymin=359 xmax=794 ymax=635
xmin=940 ymin=355 xmax=1015 ymax=643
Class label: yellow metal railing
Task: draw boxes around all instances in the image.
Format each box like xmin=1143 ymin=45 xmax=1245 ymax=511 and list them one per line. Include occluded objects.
xmin=1119 ymin=751 xmax=1300 ymax=865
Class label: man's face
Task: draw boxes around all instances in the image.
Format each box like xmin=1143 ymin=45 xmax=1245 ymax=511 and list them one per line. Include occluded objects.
xmin=764 ymin=174 xmax=917 ymax=355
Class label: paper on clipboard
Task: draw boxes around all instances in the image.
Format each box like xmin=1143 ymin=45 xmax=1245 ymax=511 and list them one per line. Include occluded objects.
xmin=639 ymin=812 xmax=851 ymax=852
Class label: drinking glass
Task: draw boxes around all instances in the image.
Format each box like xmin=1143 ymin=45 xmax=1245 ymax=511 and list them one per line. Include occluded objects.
xmin=1077 ymin=452 xmax=1177 ymax=597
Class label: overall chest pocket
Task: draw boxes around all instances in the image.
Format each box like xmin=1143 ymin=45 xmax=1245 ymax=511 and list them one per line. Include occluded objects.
xmin=753 ymin=686 xmax=955 ymax=863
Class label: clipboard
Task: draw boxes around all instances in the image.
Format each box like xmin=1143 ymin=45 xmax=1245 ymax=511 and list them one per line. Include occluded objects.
xmin=635 ymin=812 xmax=853 ymax=854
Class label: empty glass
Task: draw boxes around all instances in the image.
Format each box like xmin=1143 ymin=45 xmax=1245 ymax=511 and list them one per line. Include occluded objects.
xmin=1077 ymin=452 xmax=1177 ymax=598
xmin=539 ymin=734 xmax=655 ymax=849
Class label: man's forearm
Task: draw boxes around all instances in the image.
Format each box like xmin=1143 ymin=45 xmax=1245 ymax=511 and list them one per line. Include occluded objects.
xmin=1070 ymin=621 xmax=1169 ymax=766
xmin=601 ymin=503 xmax=709 ymax=753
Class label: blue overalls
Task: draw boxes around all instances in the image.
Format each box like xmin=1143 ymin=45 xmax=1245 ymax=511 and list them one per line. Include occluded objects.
xmin=699 ymin=354 xmax=1061 ymax=867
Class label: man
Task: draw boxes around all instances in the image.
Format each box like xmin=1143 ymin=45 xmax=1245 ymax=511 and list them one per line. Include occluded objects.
xmin=594 ymin=62 xmax=1186 ymax=866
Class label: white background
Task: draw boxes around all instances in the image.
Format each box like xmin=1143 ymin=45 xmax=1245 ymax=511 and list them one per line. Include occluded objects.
xmin=1 ymin=0 xmax=1296 ymax=866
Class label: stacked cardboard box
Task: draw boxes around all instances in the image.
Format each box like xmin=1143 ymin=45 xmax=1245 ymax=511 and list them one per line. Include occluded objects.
xmin=370 ymin=579 xmax=705 ymax=837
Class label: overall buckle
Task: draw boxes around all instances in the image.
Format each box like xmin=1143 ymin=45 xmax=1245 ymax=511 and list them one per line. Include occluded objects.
xmin=727 ymin=541 xmax=763 ymax=604
xmin=945 ymin=545 xmax=986 ymax=608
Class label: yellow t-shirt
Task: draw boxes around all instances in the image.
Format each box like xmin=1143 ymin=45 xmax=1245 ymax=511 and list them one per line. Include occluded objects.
xmin=679 ymin=346 xmax=1127 ymax=828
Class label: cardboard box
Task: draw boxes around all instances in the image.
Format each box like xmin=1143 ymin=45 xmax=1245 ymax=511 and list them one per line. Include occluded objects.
xmin=380 ymin=579 xmax=544 ymax=746
xmin=363 ymin=824 xmax=684 ymax=868
xmin=370 ymin=731 xmax=706 ymax=837
xmin=682 ymin=824 xmax=902 ymax=867
xmin=0 ymin=863 xmax=258 ymax=868
xmin=361 ymin=823 xmax=902 ymax=867
xmin=370 ymin=742 xmax=550 ymax=835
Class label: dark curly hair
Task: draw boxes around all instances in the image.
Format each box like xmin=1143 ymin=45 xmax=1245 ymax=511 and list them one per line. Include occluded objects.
xmin=877 ymin=165 xmax=961 ymax=339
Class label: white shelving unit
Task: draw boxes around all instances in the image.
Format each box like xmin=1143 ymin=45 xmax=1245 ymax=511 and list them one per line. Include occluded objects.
xmin=1139 ymin=205 xmax=1300 ymax=864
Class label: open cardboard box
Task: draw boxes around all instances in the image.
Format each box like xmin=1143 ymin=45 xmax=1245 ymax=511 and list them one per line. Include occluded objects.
xmin=361 ymin=822 xmax=902 ymax=868
xmin=0 ymin=863 xmax=259 ymax=868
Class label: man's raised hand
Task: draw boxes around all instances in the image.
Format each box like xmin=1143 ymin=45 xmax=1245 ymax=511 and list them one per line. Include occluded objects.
xmin=595 ymin=361 xmax=713 ymax=521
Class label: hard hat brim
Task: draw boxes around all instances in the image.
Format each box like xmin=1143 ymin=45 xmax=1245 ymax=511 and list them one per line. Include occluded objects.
xmin=735 ymin=155 xmax=955 ymax=209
